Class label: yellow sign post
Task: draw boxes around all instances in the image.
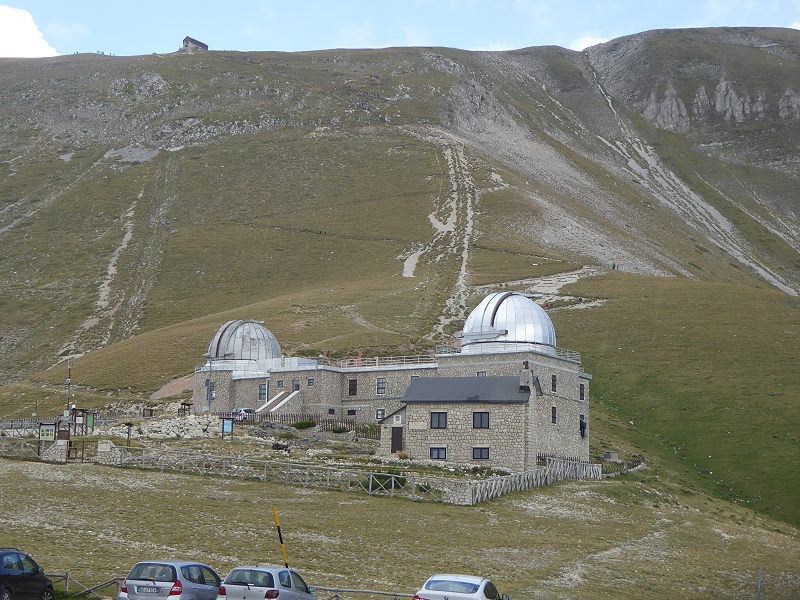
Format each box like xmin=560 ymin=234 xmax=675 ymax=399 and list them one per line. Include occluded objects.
xmin=273 ymin=507 xmax=289 ymax=568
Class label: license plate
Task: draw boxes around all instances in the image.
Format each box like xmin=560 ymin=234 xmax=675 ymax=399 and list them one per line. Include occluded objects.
xmin=137 ymin=586 xmax=159 ymax=593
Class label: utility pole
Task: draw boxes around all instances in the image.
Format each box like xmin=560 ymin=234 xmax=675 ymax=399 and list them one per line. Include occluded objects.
xmin=65 ymin=358 xmax=73 ymax=411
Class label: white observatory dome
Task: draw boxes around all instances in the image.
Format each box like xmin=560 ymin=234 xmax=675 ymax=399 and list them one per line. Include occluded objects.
xmin=204 ymin=319 xmax=281 ymax=373
xmin=460 ymin=292 xmax=556 ymax=356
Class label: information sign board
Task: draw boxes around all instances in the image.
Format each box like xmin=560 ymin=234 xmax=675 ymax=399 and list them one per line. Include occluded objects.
xmin=39 ymin=423 xmax=56 ymax=441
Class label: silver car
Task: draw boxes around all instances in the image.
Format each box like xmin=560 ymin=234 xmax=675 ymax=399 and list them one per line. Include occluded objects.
xmin=119 ymin=561 xmax=221 ymax=600
xmin=220 ymin=566 xmax=315 ymax=600
xmin=412 ymin=574 xmax=509 ymax=600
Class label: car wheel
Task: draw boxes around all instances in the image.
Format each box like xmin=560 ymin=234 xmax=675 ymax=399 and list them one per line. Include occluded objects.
xmin=1 ymin=587 xmax=12 ymax=600
xmin=41 ymin=589 xmax=54 ymax=600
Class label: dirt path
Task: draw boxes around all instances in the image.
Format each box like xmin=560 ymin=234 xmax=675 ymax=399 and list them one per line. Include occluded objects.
xmin=341 ymin=305 xmax=400 ymax=336
xmin=399 ymin=128 xmax=478 ymax=339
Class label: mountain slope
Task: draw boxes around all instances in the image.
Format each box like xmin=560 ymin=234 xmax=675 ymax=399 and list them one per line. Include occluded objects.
xmin=0 ymin=27 xmax=798 ymax=526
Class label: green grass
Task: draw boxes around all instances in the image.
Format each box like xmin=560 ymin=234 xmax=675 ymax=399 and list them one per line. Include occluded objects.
xmin=554 ymin=272 xmax=800 ymax=526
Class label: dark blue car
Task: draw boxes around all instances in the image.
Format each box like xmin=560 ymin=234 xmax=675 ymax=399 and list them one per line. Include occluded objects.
xmin=0 ymin=549 xmax=54 ymax=600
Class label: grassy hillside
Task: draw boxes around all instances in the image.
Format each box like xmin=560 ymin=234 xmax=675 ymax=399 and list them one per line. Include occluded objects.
xmin=554 ymin=273 xmax=800 ymax=526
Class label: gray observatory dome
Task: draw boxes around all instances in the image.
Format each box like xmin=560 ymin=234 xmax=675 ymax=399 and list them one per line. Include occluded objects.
xmin=460 ymin=292 xmax=556 ymax=356
xmin=204 ymin=319 xmax=281 ymax=373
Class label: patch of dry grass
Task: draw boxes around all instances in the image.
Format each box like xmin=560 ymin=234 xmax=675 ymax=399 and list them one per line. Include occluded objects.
xmin=0 ymin=457 xmax=797 ymax=599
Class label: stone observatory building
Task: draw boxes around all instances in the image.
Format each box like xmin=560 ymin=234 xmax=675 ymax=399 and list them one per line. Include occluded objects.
xmin=192 ymin=292 xmax=591 ymax=470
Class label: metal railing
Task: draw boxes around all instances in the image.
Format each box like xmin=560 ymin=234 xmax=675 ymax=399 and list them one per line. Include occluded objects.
xmin=317 ymin=355 xmax=437 ymax=369
xmin=315 ymin=588 xmax=412 ymax=600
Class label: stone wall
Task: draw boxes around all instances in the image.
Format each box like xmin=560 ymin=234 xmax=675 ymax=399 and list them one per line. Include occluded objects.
xmin=100 ymin=415 xmax=223 ymax=440
xmin=230 ymin=377 xmax=266 ymax=410
xmin=267 ymin=365 xmax=436 ymax=418
xmin=40 ymin=440 xmax=68 ymax=462
xmin=194 ymin=370 xmax=233 ymax=412
xmin=401 ymin=401 xmax=528 ymax=472
xmin=530 ymin=385 xmax=589 ymax=460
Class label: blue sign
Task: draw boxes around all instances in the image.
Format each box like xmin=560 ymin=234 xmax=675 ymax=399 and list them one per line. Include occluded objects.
xmin=222 ymin=418 xmax=233 ymax=434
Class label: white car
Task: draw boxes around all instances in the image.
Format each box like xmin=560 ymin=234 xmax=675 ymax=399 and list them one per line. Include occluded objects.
xmin=412 ymin=574 xmax=508 ymax=600
xmin=219 ymin=566 xmax=315 ymax=600
xmin=232 ymin=408 xmax=256 ymax=421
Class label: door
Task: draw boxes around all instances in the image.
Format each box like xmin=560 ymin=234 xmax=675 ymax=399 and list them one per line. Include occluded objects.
xmin=18 ymin=554 xmax=39 ymax=600
xmin=277 ymin=571 xmax=294 ymax=600
xmin=289 ymin=572 xmax=313 ymax=600
xmin=390 ymin=426 xmax=403 ymax=452
xmin=199 ymin=567 xmax=220 ymax=600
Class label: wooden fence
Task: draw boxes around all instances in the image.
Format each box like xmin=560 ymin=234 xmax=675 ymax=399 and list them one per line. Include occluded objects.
xmin=1 ymin=438 xmax=606 ymax=505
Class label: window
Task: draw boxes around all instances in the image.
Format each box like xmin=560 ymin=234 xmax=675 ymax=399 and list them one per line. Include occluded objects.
xmin=430 ymin=447 xmax=446 ymax=460
xmin=552 ymin=374 xmax=558 ymax=393
xmin=348 ymin=379 xmax=358 ymax=396
xmin=307 ymin=378 xmax=315 ymax=387
xmin=200 ymin=566 xmax=220 ymax=586
xmin=376 ymin=408 xmax=385 ymax=420
xmin=393 ymin=414 xmax=402 ymax=424
xmin=182 ymin=565 xmax=203 ymax=584
xmin=290 ymin=572 xmax=309 ymax=594
xmin=128 ymin=564 xmax=176 ymax=582
xmin=580 ymin=414 xmax=587 ymax=438
xmin=19 ymin=555 xmax=37 ymax=574
xmin=473 ymin=411 xmax=489 ymax=429
xmin=1 ymin=554 xmax=21 ymax=570
xmin=473 ymin=447 xmax=489 ymax=460
xmin=258 ymin=383 xmax=267 ymax=401
xmin=483 ymin=582 xmax=500 ymax=600
xmin=347 ymin=409 xmax=356 ymax=416
xmin=551 ymin=406 xmax=557 ymax=424
xmin=411 ymin=375 xmax=419 ymax=380
xmin=278 ymin=571 xmax=291 ymax=588
xmin=579 ymin=383 xmax=585 ymax=401
xmin=226 ymin=570 xmax=273 ymax=588
xmin=328 ymin=408 xmax=335 ymax=415
xmin=292 ymin=379 xmax=300 ymax=391
xmin=276 ymin=380 xmax=284 ymax=388
xmin=430 ymin=412 xmax=447 ymax=429
xmin=476 ymin=371 xmax=487 ymax=377
xmin=376 ymin=377 xmax=387 ymax=394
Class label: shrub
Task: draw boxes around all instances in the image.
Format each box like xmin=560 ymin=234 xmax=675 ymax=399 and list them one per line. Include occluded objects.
xmin=277 ymin=432 xmax=297 ymax=440
xmin=331 ymin=426 xmax=349 ymax=434
xmin=396 ymin=451 xmax=409 ymax=460
xmin=292 ymin=420 xmax=316 ymax=429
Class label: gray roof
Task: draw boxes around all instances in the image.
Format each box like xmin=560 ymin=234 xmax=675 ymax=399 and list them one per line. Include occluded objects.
xmin=402 ymin=376 xmax=529 ymax=404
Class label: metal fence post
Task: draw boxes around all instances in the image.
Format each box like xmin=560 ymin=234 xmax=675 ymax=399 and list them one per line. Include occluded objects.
xmin=756 ymin=567 xmax=763 ymax=599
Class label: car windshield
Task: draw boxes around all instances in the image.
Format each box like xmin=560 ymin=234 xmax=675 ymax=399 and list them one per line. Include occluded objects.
xmin=425 ymin=580 xmax=480 ymax=594
xmin=225 ymin=570 xmax=275 ymax=588
xmin=128 ymin=564 xmax=177 ymax=582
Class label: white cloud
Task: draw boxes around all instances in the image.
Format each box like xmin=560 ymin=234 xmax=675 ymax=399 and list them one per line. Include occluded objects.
xmin=568 ymin=35 xmax=609 ymax=51
xmin=791 ymin=21 xmax=800 ymax=29
xmin=0 ymin=5 xmax=58 ymax=57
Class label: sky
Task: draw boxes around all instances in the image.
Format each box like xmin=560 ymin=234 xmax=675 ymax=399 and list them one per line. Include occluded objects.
xmin=1 ymin=0 xmax=799 ymax=58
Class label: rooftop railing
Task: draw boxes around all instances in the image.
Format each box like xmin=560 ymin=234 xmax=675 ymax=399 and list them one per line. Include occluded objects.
xmin=194 ymin=345 xmax=581 ymax=374
xmin=317 ymin=355 xmax=437 ymax=368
